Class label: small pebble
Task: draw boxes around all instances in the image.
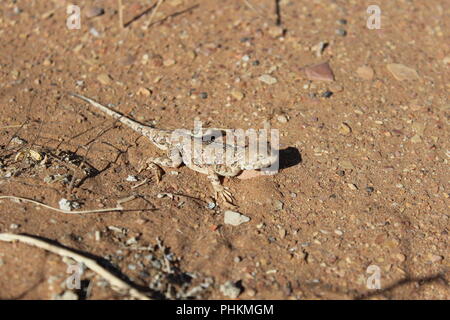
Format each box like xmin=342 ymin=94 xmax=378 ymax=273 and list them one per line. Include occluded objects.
xmin=89 ymin=27 xmax=100 ymax=37
xmin=321 ymin=91 xmax=333 ymax=98
xmin=54 ymin=291 xmax=78 ymax=300
xmin=97 ymin=73 xmax=112 ymax=85
xmin=231 ymin=89 xmax=244 ymax=101
xmin=273 ymin=200 xmax=284 ymax=211
xmin=128 ymin=264 xmax=137 ymax=271
xmin=366 ymin=186 xmax=375 ymax=193
xmin=9 ymin=224 xmax=19 ymax=229
xmin=252 ymin=60 xmax=260 ymax=66
xmin=348 ymin=183 xmax=358 ymax=190
xmin=199 ymin=92 xmax=208 ymax=99
xmin=329 ymin=84 xmax=343 ymax=92
xmin=339 ymin=122 xmax=352 ymax=135
xmin=356 ymin=66 xmax=374 ymax=80
xmin=387 ymin=63 xmax=419 ymax=81
xmin=220 ymin=281 xmax=241 ymax=299
xmin=137 ymin=87 xmax=152 ymax=97
xmin=224 ymin=210 xmax=250 ymax=226
xmin=268 ymin=26 xmax=284 ymax=38
xmin=58 ymin=198 xmax=81 ymax=212
xmin=428 ymin=254 xmax=443 ymax=263
xmin=126 ymin=175 xmax=138 ymax=182
xmin=277 ymin=115 xmax=288 ymax=123
xmin=85 ymin=7 xmax=105 ymax=18
xmin=336 ymin=29 xmax=347 ymax=36
xmin=259 ymin=74 xmax=277 ymax=85
xmin=163 ymin=59 xmax=176 ymax=67
xmin=303 ymin=62 xmax=335 ymax=82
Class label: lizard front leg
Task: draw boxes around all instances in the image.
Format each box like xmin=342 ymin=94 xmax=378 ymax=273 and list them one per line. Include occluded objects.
xmin=207 ymin=169 xmax=236 ymax=207
xmin=142 ymin=148 xmax=183 ymax=182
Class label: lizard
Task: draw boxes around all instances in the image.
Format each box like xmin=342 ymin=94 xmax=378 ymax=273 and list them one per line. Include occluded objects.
xmin=69 ymin=93 xmax=279 ymax=206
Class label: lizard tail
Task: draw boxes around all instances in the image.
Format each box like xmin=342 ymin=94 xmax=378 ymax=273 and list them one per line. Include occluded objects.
xmin=69 ymin=92 xmax=154 ymax=138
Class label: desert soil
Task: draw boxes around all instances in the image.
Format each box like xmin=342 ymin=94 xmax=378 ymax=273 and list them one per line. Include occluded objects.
xmin=0 ymin=0 xmax=448 ymax=299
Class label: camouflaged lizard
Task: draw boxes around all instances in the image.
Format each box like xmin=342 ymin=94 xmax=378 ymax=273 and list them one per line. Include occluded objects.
xmin=69 ymin=93 xmax=278 ymax=206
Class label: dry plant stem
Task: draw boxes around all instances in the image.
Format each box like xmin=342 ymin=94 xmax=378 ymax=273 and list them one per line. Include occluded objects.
xmin=148 ymin=0 xmax=164 ymax=27
xmin=0 ymin=233 xmax=150 ymax=300
xmin=118 ymin=0 xmax=124 ymax=29
xmin=0 ymin=196 xmax=123 ymax=214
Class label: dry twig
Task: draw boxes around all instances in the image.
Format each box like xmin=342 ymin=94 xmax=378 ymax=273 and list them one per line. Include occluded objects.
xmin=0 ymin=233 xmax=150 ymax=300
xmin=0 ymin=195 xmax=124 ymax=214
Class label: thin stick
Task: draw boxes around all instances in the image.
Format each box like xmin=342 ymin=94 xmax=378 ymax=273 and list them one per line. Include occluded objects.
xmin=0 ymin=196 xmax=123 ymax=214
xmin=0 ymin=233 xmax=150 ymax=300
xmin=118 ymin=0 xmax=124 ymax=29
xmin=147 ymin=0 xmax=164 ymax=28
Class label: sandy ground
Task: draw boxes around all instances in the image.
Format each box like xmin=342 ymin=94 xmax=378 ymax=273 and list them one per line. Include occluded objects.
xmin=0 ymin=0 xmax=448 ymax=299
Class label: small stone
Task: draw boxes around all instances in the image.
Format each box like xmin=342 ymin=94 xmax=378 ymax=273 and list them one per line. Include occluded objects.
xmin=148 ymin=54 xmax=163 ymax=67
xmin=9 ymin=224 xmax=19 ymax=229
xmin=336 ymin=29 xmax=347 ymax=36
xmin=137 ymin=87 xmax=152 ymax=97
xmin=268 ymin=26 xmax=284 ymax=38
xmin=396 ymin=253 xmax=406 ymax=262
xmin=85 ymin=7 xmax=105 ymax=18
xmin=231 ymin=89 xmax=244 ymax=101
xmin=58 ymin=198 xmax=81 ymax=212
xmin=410 ymin=134 xmax=422 ymax=143
xmin=334 ymin=229 xmax=343 ymax=236
xmin=89 ymin=27 xmax=100 ymax=37
xmin=311 ymin=41 xmax=327 ymax=57
xmin=329 ymin=84 xmax=343 ymax=92
xmin=366 ymin=186 xmax=375 ymax=193
xmin=126 ymin=175 xmax=138 ymax=182
xmin=356 ymin=66 xmax=374 ymax=80
xmin=207 ymin=202 xmax=216 ymax=210
xmin=252 ymin=60 xmax=260 ymax=66
xmin=224 ymin=210 xmax=250 ymax=226
xmin=55 ymin=291 xmax=78 ymax=300
xmin=220 ymin=281 xmax=241 ymax=299
xmin=321 ymin=91 xmax=333 ymax=98
xmin=339 ymin=122 xmax=352 ymax=135
xmin=428 ymin=254 xmax=443 ymax=263
xmin=273 ymin=200 xmax=284 ymax=211
xmin=199 ymin=92 xmax=208 ymax=99
xmin=163 ymin=58 xmax=176 ymax=66
xmin=337 ymin=19 xmax=347 ymax=25
xmin=302 ymin=62 xmax=335 ymax=82
xmin=340 ymin=160 xmax=354 ymax=170
xmin=279 ymin=228 xmax=286 ymax=239
xmin=277 ymin=115 xmax=288 ymax=123
xmin=387 ymin=63 xmax=419 ymax=81
xmin=259 ymin=74 xmax=278 ymax=85
xmin=348 ymin=183 xmax=358 ymax=190
xmin=97 ymin=73 xmax=112 ymax=85
xmin=128 ymin=264 xmax=137 ymax=271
